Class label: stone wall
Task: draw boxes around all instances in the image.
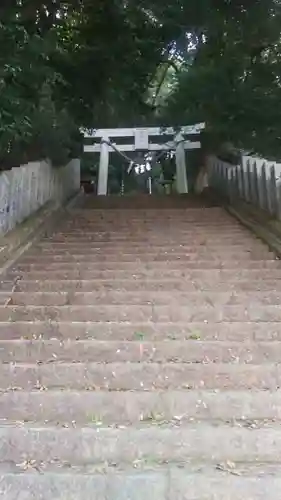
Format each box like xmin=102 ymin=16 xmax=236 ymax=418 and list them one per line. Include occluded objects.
xmin=0 ymin=159 xmax=80 ymax=236
xmin=207 ymin=154 xmax=281 ymax=218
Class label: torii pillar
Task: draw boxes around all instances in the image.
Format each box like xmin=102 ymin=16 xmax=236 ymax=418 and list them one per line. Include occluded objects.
xmin=175 ymin=132 xmax=188 ymax=194
xmin=97 ymin=136 xmax=109 ymax=195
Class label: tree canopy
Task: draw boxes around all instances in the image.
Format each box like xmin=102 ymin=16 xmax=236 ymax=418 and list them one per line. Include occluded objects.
xmin=1 ymin=0 xmax=281 ymax=168
xmin=161 ymin=0 xmax=281 ymax=160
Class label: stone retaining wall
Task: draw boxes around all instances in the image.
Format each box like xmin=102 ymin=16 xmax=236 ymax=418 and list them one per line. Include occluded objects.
xmin=0 ymin=159 xmax=80 ymax=235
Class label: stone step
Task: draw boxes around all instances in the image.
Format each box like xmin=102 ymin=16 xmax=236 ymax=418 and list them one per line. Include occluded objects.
xmin=1 ymin=424 xmax=281 ymax=465
xmin=44 ymin=222 xmax=255 ymax=229
xmin=63 ymin=209 xmax=235 ymax=214
xmin=0 ymin=321 xmax=279 ymax=341
xmin=58 ymin=214 xmax=240 ymax=218
xmin=60 ymin=224 xmax=245 ymax=230
xmin=45 ymin=220 xmax=248 ymax=227
xmin=41 ymin=237 xmax=263 ymax=245
xmin=1 ymin=470 xmax=281 ymax=500
xmin=30 ymin=244 xmax=271 ymax=255
xmin=1 ymin=304 xmax=281 ymax=322
xmin=49 ymin=220 xmax=250 ymax=225
xmin=68 ymin=207 xmax=226 ymax=213
xmin=45 ymin=223 xmax=250 ymax=229
xmin=69 ymin=204 xmax=223 ymax=210
xmin=36 ymin=236 xmax=266 ymax=244
xmin=10 ymin=278 xmax=281 ymax=293
xmin=78 ymin=203 xmax=221 ymax=209
xmin=67 ymin=225 xmax=244 ymax=231
xmin=20 ymin=251 xmax=277 ymax=262
xmin=14 ymin=260 xmax=280 ymax=271
xmin=8 ymin=269 xmax=281 ymax=280
xmin=30 ymin=240 xmax=271 ymax=250
xmin=3 ymin=290 xmax=281 ymax=307
xmin=59 ymin=225 xmax=246 ymax=231
xmin=44 ymin=221 xmax=249 ymax=229
xmin=62 ymin=214 xmax=241 ymax=219
xmin=0 ymin=361 xmax=279 ymax=390
xmin=64 ymin=216 xmax=241 ymax=221
xmin=2 ymin=196 xmax=281 ymax=499
xmin=1 ymin=389 xmax=281 ymax=424
xmin=48 ymin=235 xmax=254 ymax=242
xmin=47 ymin=230 xmax=253 ymax=238
xmin=76 ymin=203 xmax=217 ymax=208
xmin=78 ymin=195 xmax=217 ymax=207
xmin=1 ymin=339 xmax=280 ymax=364
xmin=64 ymin=209 xmax=230 ymax=213
xmin=60 ymin=230 xmax=248 ymax=237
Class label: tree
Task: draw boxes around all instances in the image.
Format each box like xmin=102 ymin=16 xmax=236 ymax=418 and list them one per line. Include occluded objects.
xmin=0 ymin=0 xmax=182 ymax=168
xmin=160 ymin=0 xmax=281 ymax=159
xmin=2 ymin=0 xmax=281 ymax=168
xmin=0 ymin=4 xmax=81 ymax=167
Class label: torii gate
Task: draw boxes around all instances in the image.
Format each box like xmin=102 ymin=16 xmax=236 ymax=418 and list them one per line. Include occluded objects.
xmin=82 ymin=123 xmax=205 ymax=195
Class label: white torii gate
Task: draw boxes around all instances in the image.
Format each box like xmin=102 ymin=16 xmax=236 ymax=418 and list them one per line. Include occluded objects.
xmin=82 ymin=123 xmax=205 ymax=195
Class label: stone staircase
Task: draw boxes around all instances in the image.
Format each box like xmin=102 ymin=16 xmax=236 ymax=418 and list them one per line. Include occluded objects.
xmin=1 ymin=194 xmax=281 ymax=499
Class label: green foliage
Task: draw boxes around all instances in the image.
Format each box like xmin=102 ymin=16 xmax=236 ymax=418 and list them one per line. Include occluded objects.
xmin=161 ymin=1 xmax=281 ymax=160
xmin=54 ymin=0 xmax=178 ymax=128
xmin=0 ymin=14 xmax=80 ymax=168
xmin=0 ymin=0 xmax=180 ymax=168
xmin=2 ymin=0 xmax=281 ymax=169
xmin=30 ymin=82 xmax=81 ymax=166
xmin=0 ymin=21 xmax=47 ymax=164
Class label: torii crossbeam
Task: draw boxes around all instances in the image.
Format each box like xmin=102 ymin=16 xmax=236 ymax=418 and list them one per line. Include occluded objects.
xmin=82 ymin=123 xmax=205 ymax=195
